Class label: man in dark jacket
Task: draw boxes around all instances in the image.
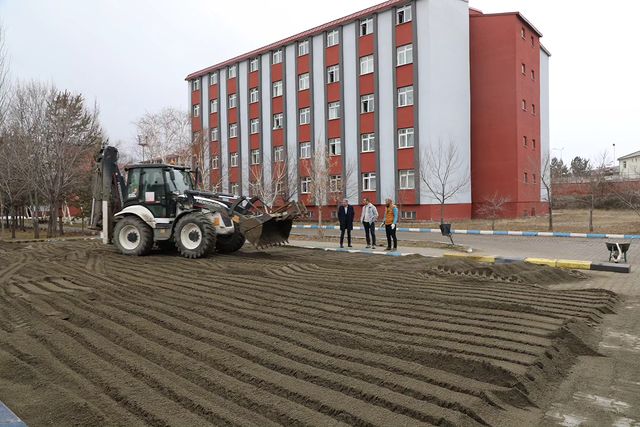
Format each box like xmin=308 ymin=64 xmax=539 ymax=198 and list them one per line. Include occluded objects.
xmin=337 ymin=198 xmax=354 ymax=248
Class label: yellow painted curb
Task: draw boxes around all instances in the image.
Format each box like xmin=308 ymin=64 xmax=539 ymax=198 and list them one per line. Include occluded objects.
xmin=444 ymin=253 xmax=496 ymax=263
xmin=556 ymin=259 xmax=592 ymax=270
xmin=525 ymin=257 xmax=557 ymax=267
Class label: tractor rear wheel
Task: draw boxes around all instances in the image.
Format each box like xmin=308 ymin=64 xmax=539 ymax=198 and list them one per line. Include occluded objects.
xmin=113 ymin=216 xmax=154 ymax=256
xmin=215 ymin=228 xmax=246 ymax=254
xmin=174 ymin=212 xmax=216 ymax=259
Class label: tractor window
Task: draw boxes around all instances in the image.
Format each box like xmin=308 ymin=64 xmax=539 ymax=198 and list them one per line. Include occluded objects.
xmin=165 ymin=169 xmax=193 ymax=194
xmin=143 ymin=168 xmax=165 ymax=203
xmin=126 ymin=169 xmax=141 ymax=200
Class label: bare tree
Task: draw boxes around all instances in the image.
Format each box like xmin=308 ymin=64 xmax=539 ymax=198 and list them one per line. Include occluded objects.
xmin=540 ymin=153 xmax=554 ymax=231
xmin=420 ymin=140 xmax=469 ymax=224
xmin=249 ymin=156 xmax=299 ymax=210
xmin=477 ymin=192 xmax=510 ymax=231
xmin=581 ymin=151 xmax=609 ymax=232
xmin=134 ymin=107 xmax=190 ymax=163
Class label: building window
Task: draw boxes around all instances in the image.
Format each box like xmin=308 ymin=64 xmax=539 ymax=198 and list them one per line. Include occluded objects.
xmin=230 ymin=152 xmax=239 ymax=167
xmin=250 ymin=118 xmax=260 ymax=134
xmin=521 ymin=99 xmax=527 ymax=110
xmin=300 ymin=177 xmax=311 ymax=194
xmin=531 ymin=36 xmax=535 ymax=47
xmin=398 ymin=128 xmax=414 ymax=148
xmin=360 ymin=55 xmax=374 ymax=75
xmin=272 ymin=80 xmax=283 ymax=98
xmin=298 ymin=40 xmax=309 ymax=56
xmin=399 ymin=170 xmax=415 ymax=190
xmin=533 ymin=174 xmax=537 ymax=184
xmin=298 ymin=73 xmax=310 ymax=91
xmin=397 ymin=86 xmax=414 ymax=107
xmin=228 ymin=65 xmax=237 ymax=79
xmin=192 ymin=79 xmax=200 ymax=91
xmin=328 ymin=138 xmax=341 ymax=156
xmin=401 ymin=211 xmax=416 ymax=220
xmin=210 ymin=99 xmax=218 ymax=113
xmin=210 ymin=127 xmax=218 ymax=141
xmin=231 ymin=183 xmax=239 ymax=196
xmin=327 ymin=29 xmax=339 ymax=47
xmin=192 ymin=131 xmax=200 ymax=143
xmin=273 ymin=113 xmax=284 ymax=129
xmin=532 ymin=104 xmax=536 ymax=115
xmin=209 ymin=72 xmax=218 ymax=85
xmin=521 ymin=63 xmax=526 ymax=74
xmin=532 ymin=139 xmax=536 ymax=149
xmin=247 ymin=88 xmax=258 ymax=104
xmin=192 ymin=104 xmax=200 ymax=117
xmin=396 ymin=44 xmax=413 ymax=66
xmin=274 ymin=146 xmax=284 ymax=162
xmin=228 ymin=93 xmax=237 ymax=109
xmin=327 ymin=65 xmax=340 ymax=83
xmin=524 ymin=172 xmax=528 ymax=183
xmin=250 ymin=149 xmax=261 ymax=165
xmin=521 ymin=27 xmax=526 ymax=39
xmin=360 ymin=18 xmax=373 ymax=36
xmin=361 ymin=133 xmax=375 ymax=152
xmin=229 ymin=123 xmax=238 ymax=138
xmin=299 ymin=107 xmax=310 ymax=125
xmin=362 ymin=172 xmax=377 ymax=191
xmin=299 ymin=142 xmax=311 ymax=159
xmin=329 ymin=175 xmax=342 ymax=192
xmin=328 ymin=101 xmax=340 ymax=120
xmin=396 ymin=5 xmax=412 ymax=24
xmin=361 ymin=94 xmax=375 ymax=113
xmin=272 ymin=49 xmax=283 ymax=64
xmin=531 ymin=69 xmax=535 ymax=80
xmin=211 ymin=156 xmax=219 ymax=170
xmin=624 ymin=161 xmax=627 ymax=168
xmin=523 ymin=136 xmax=527 ymax=146
xmin=249 ymin=58 xmax=259 ymax=72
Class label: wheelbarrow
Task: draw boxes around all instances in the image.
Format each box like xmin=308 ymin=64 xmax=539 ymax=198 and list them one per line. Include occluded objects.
xmin=606 ymin=241 xmax=630 ymax=263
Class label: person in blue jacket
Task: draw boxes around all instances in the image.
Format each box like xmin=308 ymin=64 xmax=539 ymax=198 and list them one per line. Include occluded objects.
xmin=382 ymin=198 xmax=398 ymax=251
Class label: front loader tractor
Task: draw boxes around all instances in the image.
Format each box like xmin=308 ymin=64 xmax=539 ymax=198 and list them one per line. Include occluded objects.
xmin=89 ymin=146 xmax=305 ymax=258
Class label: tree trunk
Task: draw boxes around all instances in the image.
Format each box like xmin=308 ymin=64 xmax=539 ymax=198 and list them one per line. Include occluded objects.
xmin=33 ymin=195 xmax=40 ymax=239
xmin=491 ymin=218 xmax=495 ymax=231
xmin=11 ymin=205 xmax=16 ymax=239
xmin=58 ymin=202 xmax=64 ymax=236
xmin=317 ymin=206 xmax=324 ymax=238
xmin=589 ymin=196 xmax=594 ymax=232
xmin=440 ymin=202 xmax=445 ymax=225
xmin=47 ymin=203 xmax=55 ymax=237
xmin=547 ymin=188 xmax=553 ymax=231
xmin=0 ymin=200 xmax=4 ymax=238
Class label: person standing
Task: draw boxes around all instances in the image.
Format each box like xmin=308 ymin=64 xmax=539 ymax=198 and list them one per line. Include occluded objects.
xmin=337 ymin=198 xmax=354 ymax=248
xmin=383 ymin=198 xmax=398 ymax=251
xmin=360 ymin=198 xmax=378 ymax=249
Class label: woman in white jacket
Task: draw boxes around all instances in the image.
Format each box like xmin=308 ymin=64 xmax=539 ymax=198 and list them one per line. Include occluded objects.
xmin=360 ymin=198 xmax=379 ymax=249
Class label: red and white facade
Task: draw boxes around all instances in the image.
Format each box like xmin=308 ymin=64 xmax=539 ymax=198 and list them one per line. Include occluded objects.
xmin=186 ymin=0 xmax=550 ymax=220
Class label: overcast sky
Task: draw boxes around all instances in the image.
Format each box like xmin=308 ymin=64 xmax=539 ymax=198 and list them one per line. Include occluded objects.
xmin=1 ymin=0 xmax=638 ymax=164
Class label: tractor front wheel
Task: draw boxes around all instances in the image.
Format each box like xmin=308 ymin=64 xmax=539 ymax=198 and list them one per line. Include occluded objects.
xmin=175 ymin=212 xmax=216 ymax=259
xmin=113 ymin=216 xmax=154 ymax=256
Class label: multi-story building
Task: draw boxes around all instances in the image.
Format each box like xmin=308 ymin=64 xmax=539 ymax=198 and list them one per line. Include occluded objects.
xmin=186 ymin=0 xmax=550 ymax=220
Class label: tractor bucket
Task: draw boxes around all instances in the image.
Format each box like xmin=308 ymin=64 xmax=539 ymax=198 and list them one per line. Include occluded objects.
xmin=239 ymin=201 xmax=306 ymax=248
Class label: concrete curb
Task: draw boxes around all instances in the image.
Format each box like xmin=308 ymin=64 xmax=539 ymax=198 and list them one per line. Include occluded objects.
xmin=0 ymin=236 xmax=99 ymax=244
xmin=443 ymin=252 xmax=631 ymax=273
xmin=293 ymin=224 xmax=640 ymax=240
xmin=0 ymin=401 xmax=26 ymax=427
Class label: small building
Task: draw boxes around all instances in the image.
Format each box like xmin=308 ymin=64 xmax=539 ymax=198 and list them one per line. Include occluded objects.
xmin=618 ymin=150 xmax=640 ymax=179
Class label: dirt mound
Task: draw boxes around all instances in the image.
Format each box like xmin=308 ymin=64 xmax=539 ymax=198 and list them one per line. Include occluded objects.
xmin=0 ymin=241 xmax=618 ymax=426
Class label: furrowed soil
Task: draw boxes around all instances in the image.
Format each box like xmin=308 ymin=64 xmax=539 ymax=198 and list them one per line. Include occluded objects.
xmin=0 ymin=240 xmax=618 ymax=426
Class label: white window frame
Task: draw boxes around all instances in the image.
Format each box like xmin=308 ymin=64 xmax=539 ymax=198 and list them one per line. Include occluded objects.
xmin=228 ymin=93 xmax=237 ymax=109
xmin=210 ymin=127 xmax=218 ymax=141
xmin=521 ymin=99 xmax=527 ymax=110
xmin=209 ymin=72 xmax=217 ymax=85
xmin=360 ymin=94 xmax=375 ymax=113
xmin=272 ymin=80 xmax=283 ymax=98
xmin=328 ymin=138 xmax=341 ymax=156
xmin=360 ymin=55 xmax=374 ymax=75
xmin=273 ymin=113 xmax=284 ymax=130
xmin=192 ymin=79 xmax=200 ymax=91
xmin=298 ymin=73 xmax=310 ymax=91
xmin=396 ymin=5 xmax=412 ymax=24
xmin=329 ymin=175 xmax=342 ymax=193
xmin=228 ymin=65 xmax=237 ymax=79
xmin=401 ymin=211 xmax=416 ymax=220
xmin=328 ymin=101 xmax=340 ymax=120
xmin=396 ymin=44 xmax=413 ymax=66
xmin=273 ymin=146 xmax=284 ymax=162
xmin=298 ymin=40 xmax=309 ymax=56
xmin=300 ymin=177 xmax=311 ymax=194
xmin=299 ymin=107 xmax=310 ymax=125
xmin=192 ymin=104 xmax=200 ymax=117
xmin=397 ymin=86 xmax=414 ymax=107
xmin=250 ymin=88 xmax=259 ymax=104
xmin=250 ymin=118 xmax=260 ymax=134
xmin=327 ymin=29 xmax=340 ymax=47
xmin=299 ymin=142 xmax=311 ymax=159
xmin=211 ymin=156 xmax=219 ymax=170
xmin=250 ymin=149 xmax=261 ymax=165
xmin=398 ymin=127 xmax=414 ymax=148
xmin=272 ymin=49 xmax=283 ymax=64
xmin=399 ymin=169 xmax=415 ymax=190
xmin=210 ymin=99 xmax=218 ymax=113
xmin=231 ymin=183 xmax=239 ymax=196
xmin=362 ymin=172 xmax=377 ymax=191
xmin=360 ymin=18 xmax=373 ymax=36
xmin=361 ymin=133 xmax=375 ymax=152
xmin=229 ymin=123 xmax=238 ymax=138
xmin=230 ymin=152 xmax=239 ymax=167
xmin=249 ymin=58 xmax=259 ymax=72
xmin=327 ymin=65 xmax=340 ymax=83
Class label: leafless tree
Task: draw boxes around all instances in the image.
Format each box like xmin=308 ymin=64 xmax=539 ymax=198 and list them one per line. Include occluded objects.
xmin=477 ymin=192 xmax=510 ymax=231
xmin=580 ymin=151 xmax=609 ymax=232
xmin=249 ymin=156 xmax=298 ymax=210
xmin=540 ymin=153 xmax=554 ymax=231
xmin=134 ymin=107 xmax=190 ymax=163
xmin=420 ymin=140 xmax=469 ymax=224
